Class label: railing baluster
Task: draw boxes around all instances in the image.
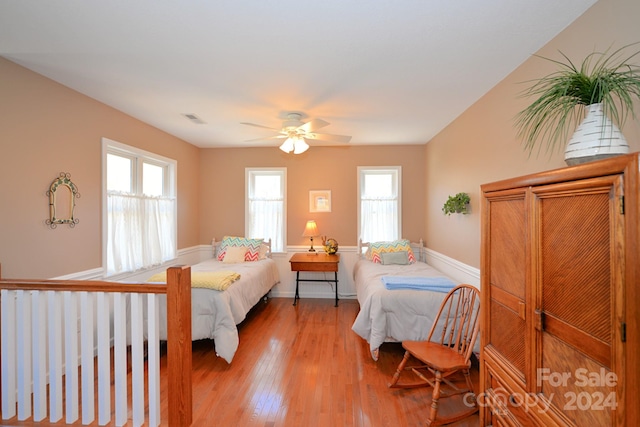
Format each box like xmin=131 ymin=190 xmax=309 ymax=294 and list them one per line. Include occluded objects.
xmin=147 ymin=293 xmax=161 ymax=427
xmin=64 ymin=291 xmax=79 ymax=423
xmin=47 ymin=291 xmax=63 ymax=422
xmin=31 ymin=291 xmax=46 ymax=422
xmin=80 ymin=291 xmax=95 ymax=425
xmin=113 ymin=292 xmax=127 ymax=427
xmin=130 ymin=293 xmax=144 ymax=427
xmin=16 ymin=290 xmax=32 ymax=420
xmin=96 ymin=291 xmax=111 ymax=426
xmin=1 ymin=289 xmax=17 ymax=420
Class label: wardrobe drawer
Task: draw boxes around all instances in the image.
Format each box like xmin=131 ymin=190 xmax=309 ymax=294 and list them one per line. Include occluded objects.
xmin=484 ymin=368 xmax=530 ymax=426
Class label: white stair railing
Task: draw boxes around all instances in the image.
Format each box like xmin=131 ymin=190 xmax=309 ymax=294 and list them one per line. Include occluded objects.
xmin=0 ymin=266 xmax=192 ymax=427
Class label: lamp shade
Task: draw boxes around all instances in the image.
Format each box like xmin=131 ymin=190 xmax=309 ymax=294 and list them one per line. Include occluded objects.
xmin=279 ymin=137 xmax=295 ymax=153
xmin=302 ymin=220 xmax=319 ymax=237
xmin=293 ymin=138 xmax=309 ymax=154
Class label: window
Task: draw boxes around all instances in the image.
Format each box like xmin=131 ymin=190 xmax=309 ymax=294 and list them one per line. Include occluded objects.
xmin=358 ymin=166 xmax=401 ymax=242
xmin=102 ymin=138 xmax=177 ymax=276
xmin=246 ymin=168 xmax=286 ymax=252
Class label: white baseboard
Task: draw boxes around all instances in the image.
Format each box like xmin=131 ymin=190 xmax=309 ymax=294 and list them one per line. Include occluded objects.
xmin=52 ymin=267 xmax=104 ymax=280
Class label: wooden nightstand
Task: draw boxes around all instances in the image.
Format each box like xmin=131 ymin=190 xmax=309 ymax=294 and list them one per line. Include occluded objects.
xmin=289 ymin=252 xmax=340 ymax=307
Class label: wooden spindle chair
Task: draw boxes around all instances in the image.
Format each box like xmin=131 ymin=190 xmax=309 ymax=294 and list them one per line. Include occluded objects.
xmin=388 ymin=284 xmax=480 ymax=426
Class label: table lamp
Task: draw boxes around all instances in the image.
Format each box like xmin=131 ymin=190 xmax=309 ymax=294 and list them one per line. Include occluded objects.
xmin=302 ymin=220 xmax=319 ymax=252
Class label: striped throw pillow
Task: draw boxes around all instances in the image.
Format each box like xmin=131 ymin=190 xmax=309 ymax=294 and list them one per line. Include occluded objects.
xmin=367 ymin=239 xmax=416 ymax=264
xmin=218 ymin=236 xmax=264 ymax=262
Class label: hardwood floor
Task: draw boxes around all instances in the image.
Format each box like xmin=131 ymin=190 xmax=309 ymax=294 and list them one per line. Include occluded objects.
xmin=2 ymin=297 xmax=480 ymax=427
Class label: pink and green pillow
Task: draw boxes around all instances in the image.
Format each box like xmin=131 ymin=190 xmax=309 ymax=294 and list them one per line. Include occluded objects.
xmin=217 ymin=236 xmax=264 ymax=262
xmin=366 ymin=239 xmax=416 ymax=264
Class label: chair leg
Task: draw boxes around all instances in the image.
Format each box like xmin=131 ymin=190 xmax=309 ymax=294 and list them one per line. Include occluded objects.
xmin=463 ymin=368 xmax=476 ymax=407
xmin=426 ymin=370 xmax=443 ymax=426
xmin=388 ymin=350 xmax=411 ymax=387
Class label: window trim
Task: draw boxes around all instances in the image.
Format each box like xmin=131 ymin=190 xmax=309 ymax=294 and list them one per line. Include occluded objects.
xmin=245 ymin=167 xmax=287 ymax=253
xmin=357 ymin=166 xmax=402 ymax=242
xmin=101 ymin=137 xmax=177 ymax=276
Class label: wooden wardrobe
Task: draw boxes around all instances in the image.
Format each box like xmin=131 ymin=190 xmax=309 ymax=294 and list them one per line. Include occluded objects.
xmin=479 ymin=153 xmax=639 ymax=426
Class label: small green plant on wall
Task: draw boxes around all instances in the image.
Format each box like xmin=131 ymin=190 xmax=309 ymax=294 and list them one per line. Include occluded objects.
xmin=442 ymin=192 xmax=470 ymax=216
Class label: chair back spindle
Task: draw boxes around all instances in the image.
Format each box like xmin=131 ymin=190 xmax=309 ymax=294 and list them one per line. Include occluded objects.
xmin=427 ymin=285 xmax=480 ymax=363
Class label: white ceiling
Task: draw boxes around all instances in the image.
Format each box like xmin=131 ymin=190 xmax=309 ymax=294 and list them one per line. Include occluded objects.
xmin=0 ymin=0 xmax=597 ymax=149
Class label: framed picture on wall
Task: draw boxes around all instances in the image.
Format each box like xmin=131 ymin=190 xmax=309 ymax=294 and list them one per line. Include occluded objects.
xmin=309 ymin=190 xmax=331 ymax=213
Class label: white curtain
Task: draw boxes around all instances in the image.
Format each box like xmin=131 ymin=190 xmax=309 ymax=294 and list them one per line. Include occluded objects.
xmin=107 ymin=192 xmax=176 ymax=276
xmin=360 ymin=197 xmax=398 ymax=243
xmin=248 ymin=198 xmax=284 ymax=252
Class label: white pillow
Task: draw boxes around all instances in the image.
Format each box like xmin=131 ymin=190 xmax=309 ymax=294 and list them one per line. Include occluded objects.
xmin=222 ymin=246 xmax=247 ymax=263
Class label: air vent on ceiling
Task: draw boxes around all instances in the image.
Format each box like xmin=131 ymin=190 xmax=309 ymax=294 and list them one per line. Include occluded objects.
xmin=182 ymin=113 xmax=206 ymax=124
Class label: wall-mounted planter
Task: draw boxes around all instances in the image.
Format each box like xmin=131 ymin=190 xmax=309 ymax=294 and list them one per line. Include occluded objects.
xmin=442 ymin=192 xmax=470 ymax=216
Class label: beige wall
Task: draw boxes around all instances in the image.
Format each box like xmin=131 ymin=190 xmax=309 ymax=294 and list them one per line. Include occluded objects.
xmin=199 ymin=145 xmax=425 ymax=247
xmin=0 ymin=58 xmax=201 ymax=278
xmin=424 ymin=0 xmax=640 ymax=268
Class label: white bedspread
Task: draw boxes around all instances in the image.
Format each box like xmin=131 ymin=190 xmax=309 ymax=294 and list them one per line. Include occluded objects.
xmin=156 ymin=258 xmax=279 ymax=363
xmin=351 ymin=259 xmax=459 ymax=360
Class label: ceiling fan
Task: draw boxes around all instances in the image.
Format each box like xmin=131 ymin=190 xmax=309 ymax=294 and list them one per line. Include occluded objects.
xmin=241 ymin=113 xmax=352 ymax=154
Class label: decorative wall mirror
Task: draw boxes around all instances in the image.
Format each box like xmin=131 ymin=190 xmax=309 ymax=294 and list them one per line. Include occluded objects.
xmin=46 ymin=172 xmax=80 ymax=228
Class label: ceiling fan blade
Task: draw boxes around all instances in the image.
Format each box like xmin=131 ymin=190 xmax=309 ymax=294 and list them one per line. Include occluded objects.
xmin=240 ymin=122 xmax=281 ymax=132
xmin=244 ymin=135 xmax=287 ymax=142
xmin=298 ymin=118 xmax=330 ymax=133
xmin=306 ymin=132 xmax=352 ymax=143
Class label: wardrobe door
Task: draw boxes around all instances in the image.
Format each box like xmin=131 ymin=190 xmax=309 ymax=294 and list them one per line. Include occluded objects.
xmin=531 ymin=175 xmax=625 ymax=426
xmin=482 ymin=189 xmax=530 ymax=384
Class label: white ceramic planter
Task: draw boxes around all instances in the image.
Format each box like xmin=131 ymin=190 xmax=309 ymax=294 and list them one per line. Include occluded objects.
xmin=564 ymin=103 xmax=629 ymax=166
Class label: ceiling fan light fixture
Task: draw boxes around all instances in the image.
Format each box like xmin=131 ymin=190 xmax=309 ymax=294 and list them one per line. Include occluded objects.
xmin=242 ymin=112 xmax=351 ymax=152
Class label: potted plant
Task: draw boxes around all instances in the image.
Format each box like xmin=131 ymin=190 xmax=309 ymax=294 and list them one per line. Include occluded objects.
xmin=442 ymin=192 xmax=470 ymax=216
xmin=515 ymin=43 xmax=640 ymax=165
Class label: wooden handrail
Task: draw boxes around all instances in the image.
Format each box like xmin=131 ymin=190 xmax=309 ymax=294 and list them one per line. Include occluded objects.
xmin=0 ymin=280 xmax=168 ymax=294
xmin=0 ymin=264 xmax=193 ymax=426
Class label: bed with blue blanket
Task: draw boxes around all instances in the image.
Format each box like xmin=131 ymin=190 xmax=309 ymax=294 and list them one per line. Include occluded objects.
xmin=351 ymin=239 xmax=459 ymax=360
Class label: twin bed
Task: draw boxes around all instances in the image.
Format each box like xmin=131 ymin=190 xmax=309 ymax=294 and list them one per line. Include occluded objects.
xmin=350 ymin=239 xmax=461 ymax=360
xmin=148 ymin=237 xmax=280 ymax=363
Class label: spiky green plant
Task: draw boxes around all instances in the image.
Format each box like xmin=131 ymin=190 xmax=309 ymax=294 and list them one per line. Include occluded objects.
xmin=516 ymin=43 xmax=640 ymax=157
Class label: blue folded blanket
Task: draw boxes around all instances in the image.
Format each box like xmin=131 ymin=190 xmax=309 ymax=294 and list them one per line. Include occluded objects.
xmin=381 ymin=276 xmax=456 ymax=292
